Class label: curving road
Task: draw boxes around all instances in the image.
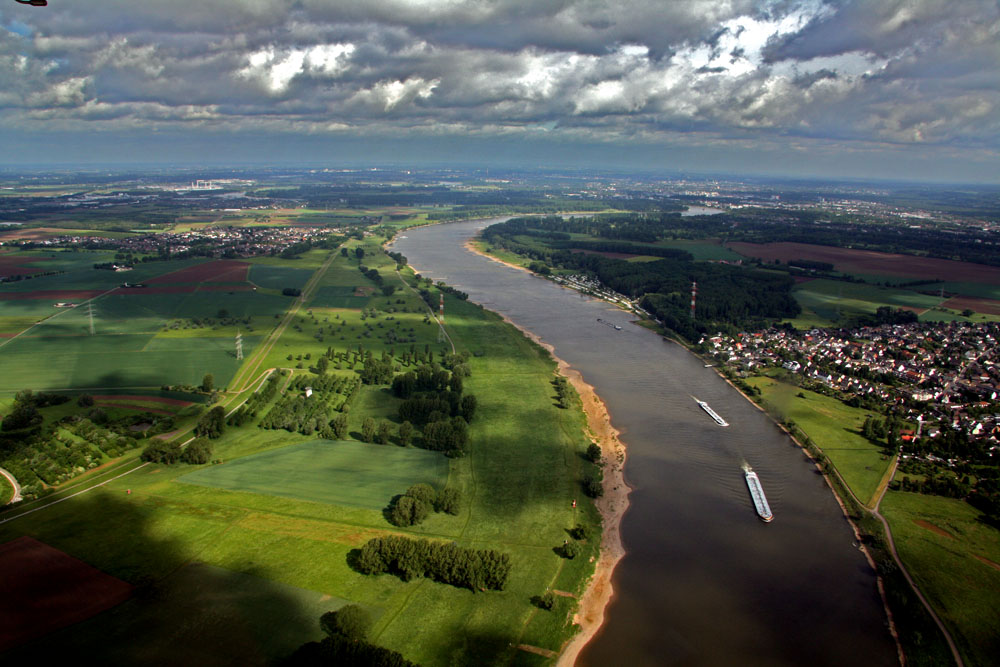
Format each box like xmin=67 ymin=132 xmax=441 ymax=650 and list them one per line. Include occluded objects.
xmin=0 ymin=466 xmax=22 ymax=504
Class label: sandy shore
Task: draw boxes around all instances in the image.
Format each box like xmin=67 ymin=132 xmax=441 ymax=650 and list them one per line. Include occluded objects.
xmin=460 ymin=239 xmax=632 ymax=666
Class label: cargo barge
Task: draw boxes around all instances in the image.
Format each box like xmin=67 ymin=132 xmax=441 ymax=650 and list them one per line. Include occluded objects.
xmin=744 ymin=468 xmax=773 ymax=522
xmin=694 ymin=398 xmax=729 ymax=427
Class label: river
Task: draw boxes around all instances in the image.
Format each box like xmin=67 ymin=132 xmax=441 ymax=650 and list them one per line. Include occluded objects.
xmin=391 ymin=220 xmax=897 ymax=667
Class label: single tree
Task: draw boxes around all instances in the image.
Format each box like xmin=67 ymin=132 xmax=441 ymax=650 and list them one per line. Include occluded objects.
xmin=362 ymin=417 xmax=376 ymax=443
xmin=201 ymin=373 xmax=214 ymax=393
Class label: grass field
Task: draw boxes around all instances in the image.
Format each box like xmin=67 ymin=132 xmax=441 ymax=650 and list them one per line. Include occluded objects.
xmin=745 ymin=376 xmax=891 ymax=505
xmin=880 ymin=491 xmax=1000 ymax=667
xmin=179 ymin=440 xmax=449 ymax=509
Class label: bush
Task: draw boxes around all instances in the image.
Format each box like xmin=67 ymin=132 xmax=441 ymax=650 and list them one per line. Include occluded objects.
xmin=77 ymin=394 xmax=95 ymax=407
xmin=141 ymin=440 xmax=182 ymax=464
xmin=435 ymin=487 xmax=461 ymax=515
xmin=583 ymin=474 xmax=603 ymax=498
xmin=558 ymin=541 xmax=581 ymax=559
xmin=181 ymin=438 xmax=212 ymax=464
xmin=570 ymin=523 xmax=590 ymax=541
xmin=388 ymin=495 xmax=431 ymax=527
xmin=319 ymin=604 xmax=371 ymax=641
xmin=534 ymin=591 xmax=556 ymax=610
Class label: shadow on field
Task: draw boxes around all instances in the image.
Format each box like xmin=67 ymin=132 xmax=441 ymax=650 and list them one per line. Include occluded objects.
xmin=0 ymin=492 xmax=328 ymax=664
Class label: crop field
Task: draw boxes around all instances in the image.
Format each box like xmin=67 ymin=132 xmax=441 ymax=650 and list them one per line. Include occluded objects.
xmin=655 ymin=239 xmax=745 ymax=261
xmin=0 ymin=257 xmax=209 ymax=295
xmin=728 ymin=241 xmax=1000 ymax=286
xmin=180 ymin=440 xmax=449 ymax=509
xmin=0 ymin=276 xmax=293 ymax=391
xmin=0 ymin=536 xmax=133 ymax=652
xmin=3 ymin=560 xmax=335 ymax=664
xmin=880 ymin=491 xmax=1000 ymax=667
xmin=247 ymin=265 xmax=315 ymax=292
xmin=745 ymin=376 xmax=891 ymax=505
xmin=789 ymin=278 xmax=944 ymax=327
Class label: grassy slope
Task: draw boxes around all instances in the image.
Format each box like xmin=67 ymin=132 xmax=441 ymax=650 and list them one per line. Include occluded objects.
xmin=745 ymin=376 xmax=890 ymax=505
xmin=880 ymin=492 xmax=1000 ymax=667
xmin=0 ymin=242 xmax=599 ymax=665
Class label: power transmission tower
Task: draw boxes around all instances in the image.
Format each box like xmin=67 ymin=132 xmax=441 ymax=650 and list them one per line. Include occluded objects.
xmin=235 ymin=331 xmax=243 ymax=360
xmin=88 ymin=302 xmax=95 ymax=335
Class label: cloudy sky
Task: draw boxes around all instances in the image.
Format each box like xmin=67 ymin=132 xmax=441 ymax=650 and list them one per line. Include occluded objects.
xmin=1 ymin=0 xmax=997 ymax=182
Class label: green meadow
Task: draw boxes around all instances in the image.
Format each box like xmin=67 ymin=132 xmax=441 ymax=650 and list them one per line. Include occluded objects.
xmin=0 ymin=241 xmax=600 ymax=665
xmin=745 ymin=376 xmax=891 ymax=505
xmin=880 ymin=492 xmax=1000 ymax=667
xmin=179 ymin=440 xmax=448 ymax=509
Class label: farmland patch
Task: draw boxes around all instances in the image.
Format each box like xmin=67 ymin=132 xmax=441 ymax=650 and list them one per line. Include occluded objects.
xmin=0 ymin=536 xmax=132 ymax=651
xmin=729 ymin=241 xmax=1000 ymax=286
xmin=178 ymin=439 xmax=449 ymax=510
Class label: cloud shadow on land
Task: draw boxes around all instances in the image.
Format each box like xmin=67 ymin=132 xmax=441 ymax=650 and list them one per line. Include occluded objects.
xmin=0 ymin=491 xmax=327 ymax=664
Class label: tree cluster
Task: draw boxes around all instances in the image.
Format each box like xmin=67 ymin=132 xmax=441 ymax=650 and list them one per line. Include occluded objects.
xmin=355 ymin=536 xmax=511 ymax=591
xmin=387 ymin=483 xmax=461 ymax=527
xmin=195 ymin=406 xmax=226 ymax=439
xmin=259 ymin=373 xmax=360 ymax=436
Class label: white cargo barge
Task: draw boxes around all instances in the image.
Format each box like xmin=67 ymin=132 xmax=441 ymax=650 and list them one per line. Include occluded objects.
xmin=694 ymin=398 xmax=729 ymax=426
xmin=745 ymin=469 xmax=773 ymax=522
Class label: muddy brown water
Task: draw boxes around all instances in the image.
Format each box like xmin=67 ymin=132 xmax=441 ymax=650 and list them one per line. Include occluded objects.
xmin=392 ymin=220 xmax=897 ymax=667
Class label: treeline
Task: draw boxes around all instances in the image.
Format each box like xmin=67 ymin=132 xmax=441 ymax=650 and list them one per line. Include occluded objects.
xmin=484 ymin=216 xmax=799 ymax=340
xmin=227 ymin=372 xmax=282 ymax=426
xmin=355 ymin=536 xmax=511 ymax=591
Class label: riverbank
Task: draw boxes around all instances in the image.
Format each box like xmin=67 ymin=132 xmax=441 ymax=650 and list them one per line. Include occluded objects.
xmin=461 ymin=238 xmax=632 ymax=665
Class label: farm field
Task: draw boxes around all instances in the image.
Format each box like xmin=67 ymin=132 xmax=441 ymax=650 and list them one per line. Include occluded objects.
xmin=880 ymin=491 xmax=1000 ymax=667
xmin=0 ymin=244 xmax=600 ymax=665
xmin=728 ymin=241 xmax=1000 ymax=286
xmin=0 ymin=257 xmax=303 ymax=392
xmin=0 ymin=536 xmax=133 ymax=652
xmin=789 ymin=278 xmax=945 ymax=327
xmin=744 ymin=376 xmax=891 ymax=505
xmin=179 ymin=440 xmax=448 ymax=509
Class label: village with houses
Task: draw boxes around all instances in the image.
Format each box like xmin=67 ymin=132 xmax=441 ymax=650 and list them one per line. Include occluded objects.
xmin=704 ymin=321 xmax=1000 ymax=499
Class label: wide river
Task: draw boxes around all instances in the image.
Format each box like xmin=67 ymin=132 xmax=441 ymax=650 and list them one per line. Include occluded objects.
xmin=391 ymin=220 xmax=897 ymax=666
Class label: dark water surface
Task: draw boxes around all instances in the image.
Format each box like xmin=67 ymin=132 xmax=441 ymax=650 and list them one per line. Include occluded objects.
xmin=392 ymin=220 xmax=897 ymax=667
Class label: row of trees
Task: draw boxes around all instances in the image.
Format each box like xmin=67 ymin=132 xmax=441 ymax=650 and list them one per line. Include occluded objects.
xmin=140 ymin=437 xmax=213 ymax=465
xmin=355 ymin=535 xmax=511 ymax=591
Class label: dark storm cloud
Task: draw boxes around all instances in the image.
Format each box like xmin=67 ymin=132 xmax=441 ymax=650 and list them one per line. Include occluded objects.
xmin=0 ymin=0 xmax=996 ymax=177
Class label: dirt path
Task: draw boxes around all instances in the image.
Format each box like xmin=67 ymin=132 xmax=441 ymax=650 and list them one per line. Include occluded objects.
xmin=227 ymin=250 xmax=337 ymax=392
xmin=0 ymin=467 xmax=22 ymax=504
